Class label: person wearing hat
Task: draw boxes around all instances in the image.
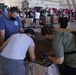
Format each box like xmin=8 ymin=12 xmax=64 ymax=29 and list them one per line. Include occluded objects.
xmin=0 ymin=28 xmax=36 ymax=75
xmin=41 ymin=25 xmax=76 ymax=75
xmin=0 ymin=7 xmax=24 ymax=45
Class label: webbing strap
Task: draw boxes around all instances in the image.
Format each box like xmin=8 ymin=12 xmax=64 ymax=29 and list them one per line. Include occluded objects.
xmin=64 ymin=51 xmax=76 ymax=54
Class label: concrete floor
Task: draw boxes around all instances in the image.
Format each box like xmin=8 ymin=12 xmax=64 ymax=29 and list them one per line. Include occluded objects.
xmin=24 ymin=18 xmax=76 ymax=31
xmin=54 ymin=21 xmax=76 ymax=31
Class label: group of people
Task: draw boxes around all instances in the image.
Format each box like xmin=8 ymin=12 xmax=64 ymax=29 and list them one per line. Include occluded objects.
xmin=0 ymin=6 xmax=76 ymax=75
xmin=0 ymin=7 xmax=36 ymax=75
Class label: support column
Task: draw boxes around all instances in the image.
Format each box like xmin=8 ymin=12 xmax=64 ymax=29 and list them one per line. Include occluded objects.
xmin=66 ymin=0 xmax=71 ymax=8
xmin=72 ymin=0 xmax=76 ymax=8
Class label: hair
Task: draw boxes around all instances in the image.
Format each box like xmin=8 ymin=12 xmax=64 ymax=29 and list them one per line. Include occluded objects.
xmin=24 ymin=29 xmax=35 ymax=35
xmin=9 ymin=7 xmax=19 ymax=13
xmin=41 ymin=25 xmax=55 ymax=36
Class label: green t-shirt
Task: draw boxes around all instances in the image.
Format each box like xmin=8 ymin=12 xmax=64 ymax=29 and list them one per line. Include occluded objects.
xmin=52 ymin=31 xmax=76 ymax=68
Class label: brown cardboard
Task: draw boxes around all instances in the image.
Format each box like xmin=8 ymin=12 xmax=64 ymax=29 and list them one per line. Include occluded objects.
xmin=40 ymin=16 xmax=51 ymax=25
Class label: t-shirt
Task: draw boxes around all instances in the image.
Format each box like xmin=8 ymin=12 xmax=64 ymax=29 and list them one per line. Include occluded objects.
xmin=58 ymin=17 xmax=69 ymax=28
xmin=1 ymin=34 xmax=35 ymax=60
xmin=28 ymin=11 xmax=34 ymax=18
xmin=0 ymin=15 xmax=22 ymax=40
xmin=52 ymin=31 xmax=76 ymax=68
xmin=35 ymin=12 xmax=40 ymax=19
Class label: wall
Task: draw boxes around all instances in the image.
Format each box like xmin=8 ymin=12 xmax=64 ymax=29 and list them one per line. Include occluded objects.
xmin=59 ymin=0 xmax=76 ymax=9
xmin=0 ymin=0 xmax=25 ymax=9
xmin=1 ymin=0 xmax=76 ymax=9
xmin=27 ymin=0 xmax=60 ymax=9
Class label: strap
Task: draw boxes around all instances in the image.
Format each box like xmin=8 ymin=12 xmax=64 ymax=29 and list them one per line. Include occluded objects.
xmin=64 ymin=50 xmax=76 ymax=54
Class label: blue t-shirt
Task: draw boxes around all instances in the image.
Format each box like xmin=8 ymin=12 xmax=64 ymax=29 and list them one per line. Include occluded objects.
xmin=0 ymin=15 xmax=22 ymax=40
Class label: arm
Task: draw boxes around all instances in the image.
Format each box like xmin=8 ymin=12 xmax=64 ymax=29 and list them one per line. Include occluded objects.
xmin=28 ymin=46 xmax=36 ymax=61
xmin=47 ymin=50 xmax=54 ymax=56
xmin=50 ymin=35 xmax=64 ymax=64
xmin=58 ymin=18 xmax=60 ymax=28
xmin=48 ymin=56 xmax=64 ymax=64
xmin=47 ymin=49 xmax=64 ymax=64
xmin=17 ymin=17 xmax=24 ymax=33
xmin=0 ymin=38 xmax=9 ymax=52
xmin=0 ymin=30 xmax=5 ymax=45
xmin=19 ymin=28 xmax=24 ymax=33
xmin=34 ymin=12 xmax=36 ymax=18
xmin=66 ymin=22 xmax=70 ymax=29
xmin=58 ymin=22 xmax=60 ymax=28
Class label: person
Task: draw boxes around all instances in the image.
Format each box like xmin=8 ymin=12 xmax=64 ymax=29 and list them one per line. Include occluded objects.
xmin=2 ymin=8 xmax=8 ymax=16
xmin=0 ymin=9 xmax=2 ymax=17
xmin=34 ymin=9 xmax=40 ymax=28
xmin=0 ymin=28 xmax=36 ymax=75
xmin=58 ymin=12 xmax=70 ymax=28
xmin=0 ymin=7 xmax=23 ymax=45
xmin=19 ymin=10 xmax=26 ymax=21
xmin=41 ymin=25 xmax=76 ymax=75
xmin=28 ymin=9 xmax=34 ymax=27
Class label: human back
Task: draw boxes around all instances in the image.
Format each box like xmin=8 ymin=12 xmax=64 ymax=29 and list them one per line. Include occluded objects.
xmin=1 ymin=33 xmax=35 ymax=60
xmin=0 ymin=28 xmax=36 ymax=75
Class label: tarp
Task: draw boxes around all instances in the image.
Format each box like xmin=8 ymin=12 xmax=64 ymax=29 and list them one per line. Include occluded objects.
xmin=25 ymin=60 xmax=60 ymax=75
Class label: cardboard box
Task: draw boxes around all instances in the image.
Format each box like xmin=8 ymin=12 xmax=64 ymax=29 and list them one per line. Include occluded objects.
xmin=40 ymin=16 xmax=51 ymax=25
xmin=53 ymin=15 xmax=58 ymax=24
xmin=50 ymin=16 xmax=54 ymax=23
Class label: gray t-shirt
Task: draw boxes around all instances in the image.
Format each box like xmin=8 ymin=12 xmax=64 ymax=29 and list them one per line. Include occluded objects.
xmin=52 ymin=31 xmax=76 ymax=68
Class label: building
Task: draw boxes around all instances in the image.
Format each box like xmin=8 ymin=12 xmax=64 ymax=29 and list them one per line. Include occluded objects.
xmin=23 ymin=0 xmax=60 ymax=9
xmin=0 ymin=0 xmax=76 ymax=9
xmin=0 ymin=0 xmax=24 ymax=9
xmin=22 ymin=0 xmax=76 ymax=9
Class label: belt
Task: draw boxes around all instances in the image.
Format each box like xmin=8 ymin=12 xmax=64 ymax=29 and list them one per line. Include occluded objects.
xmin=64 ymin=50 xmax=76 ymax=54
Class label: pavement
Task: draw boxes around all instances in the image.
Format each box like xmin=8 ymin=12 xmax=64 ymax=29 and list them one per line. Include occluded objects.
xmin=24 ymin=18 xmax=76 ymax=31
xmin=54 ymin=21 xmax=76 ymax=31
